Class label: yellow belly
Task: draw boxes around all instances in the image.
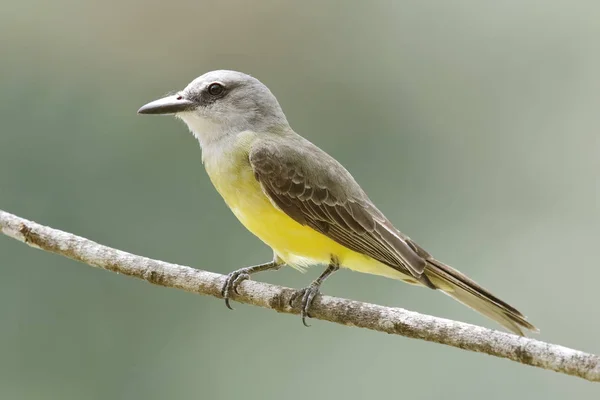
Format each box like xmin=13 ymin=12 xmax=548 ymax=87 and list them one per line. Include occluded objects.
xmin=221 ymin=170 xmax=339 ymax=265
xmin=203 ymin=138 xmax=408 ymax=280
xmin=211 ymin=171 xmax=405 ymax=280
xmin=233 ymin=194 xmax=342 ymax=267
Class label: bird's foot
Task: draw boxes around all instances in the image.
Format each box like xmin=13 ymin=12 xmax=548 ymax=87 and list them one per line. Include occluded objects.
xmin=289 ymin=283 xmax=321 ymax=327
xmin=221 ymin=269 xmax=252 ymax=310
xmin=220 ymin=261 xmax=282 ymax=310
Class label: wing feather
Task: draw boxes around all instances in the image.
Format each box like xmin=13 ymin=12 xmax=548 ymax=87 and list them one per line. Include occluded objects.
xmin=250 ymin=139 xmax=431 ymax=285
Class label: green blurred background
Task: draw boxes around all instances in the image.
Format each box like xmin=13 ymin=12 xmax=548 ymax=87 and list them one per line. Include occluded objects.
xmin=1 ymin=1 xmax=599 ymax=398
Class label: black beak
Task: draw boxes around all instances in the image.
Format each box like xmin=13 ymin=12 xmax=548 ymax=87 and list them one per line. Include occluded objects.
xmin=137 ymin=94 xmax=195 ymax=115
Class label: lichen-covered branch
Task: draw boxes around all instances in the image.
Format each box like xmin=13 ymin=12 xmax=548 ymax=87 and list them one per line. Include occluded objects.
xmin=1 ymin=209 xmax=598 ymax=382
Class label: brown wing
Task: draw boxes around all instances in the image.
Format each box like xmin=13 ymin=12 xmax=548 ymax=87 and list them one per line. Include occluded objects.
xmin=249 ymin=138 xmax=434 ymax=287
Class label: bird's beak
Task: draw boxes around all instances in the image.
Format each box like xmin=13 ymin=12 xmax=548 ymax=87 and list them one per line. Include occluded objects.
xmin=137 ymin=94 xmax=195 ymax=115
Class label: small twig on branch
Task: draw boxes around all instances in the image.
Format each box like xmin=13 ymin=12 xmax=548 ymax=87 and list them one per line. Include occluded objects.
xmin=0 ymin=209 xmax=598 ymax=382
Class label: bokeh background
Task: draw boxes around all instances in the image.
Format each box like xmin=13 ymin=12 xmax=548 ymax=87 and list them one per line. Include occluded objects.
xmin=1 ymin=1 xmax=599 ymax=398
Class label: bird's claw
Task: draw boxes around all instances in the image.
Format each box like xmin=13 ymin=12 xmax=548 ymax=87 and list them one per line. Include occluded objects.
xmin=221 ymin=270 xmax=251 ymax=310
xmin=289 ymin=284 xmax=321 ymax=327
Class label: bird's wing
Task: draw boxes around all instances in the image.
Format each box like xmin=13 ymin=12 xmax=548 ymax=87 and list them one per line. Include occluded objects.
xmin=249 ymin=138 xmax=433 ymax=286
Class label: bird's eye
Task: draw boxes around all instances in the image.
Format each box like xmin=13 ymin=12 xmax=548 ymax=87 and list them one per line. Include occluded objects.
xmin=208 ymin=83 xmax=224 ymax=96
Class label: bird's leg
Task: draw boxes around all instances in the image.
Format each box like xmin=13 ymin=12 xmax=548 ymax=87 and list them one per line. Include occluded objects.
xmin=222 ymin=258 xmax=283 ymax=310
xmin=289 ymin=257 xmax=340 ymax=327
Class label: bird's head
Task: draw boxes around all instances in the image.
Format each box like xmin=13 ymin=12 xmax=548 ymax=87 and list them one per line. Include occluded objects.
xmin=138 ymin=70 xmax=288 ymax=146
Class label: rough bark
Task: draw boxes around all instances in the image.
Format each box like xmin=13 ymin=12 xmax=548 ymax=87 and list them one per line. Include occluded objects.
xmin=1 ymin=209 xmax=598 ymax=382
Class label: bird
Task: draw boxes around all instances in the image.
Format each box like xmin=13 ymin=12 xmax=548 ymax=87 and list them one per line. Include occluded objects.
xmin=137 ymin=70 xmax=537 ymax=335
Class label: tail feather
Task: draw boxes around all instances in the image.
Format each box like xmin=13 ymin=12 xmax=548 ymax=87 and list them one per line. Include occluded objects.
xmin=424 ymin=259 xmax=538 ymax=336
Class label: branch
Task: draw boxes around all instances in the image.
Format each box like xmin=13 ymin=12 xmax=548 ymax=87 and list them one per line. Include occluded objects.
xmin=1 ymin=210 xmax=598 ymax=382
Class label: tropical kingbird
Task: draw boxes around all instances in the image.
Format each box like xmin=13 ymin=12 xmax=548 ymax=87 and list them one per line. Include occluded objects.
xmin=138 ymin=70 xmax=537 ymax=335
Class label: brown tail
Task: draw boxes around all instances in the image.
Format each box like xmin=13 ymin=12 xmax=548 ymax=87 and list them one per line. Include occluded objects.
xmin=424 ymin=259 xmax=538 ymax=336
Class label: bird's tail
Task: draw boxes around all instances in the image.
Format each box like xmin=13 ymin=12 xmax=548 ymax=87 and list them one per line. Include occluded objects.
xmin=423 ymin=258 xmax=538 ymax=336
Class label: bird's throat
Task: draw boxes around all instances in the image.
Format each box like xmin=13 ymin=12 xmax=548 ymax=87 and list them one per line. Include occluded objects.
xmin=177 ymin=112 xmax=229 ymax=148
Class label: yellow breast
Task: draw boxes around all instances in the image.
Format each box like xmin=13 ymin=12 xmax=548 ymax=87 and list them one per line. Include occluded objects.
xmin=201 ymin=134 xmax=406 ymax=279
xmin=201 ymin=135 xmax=344 ymax=268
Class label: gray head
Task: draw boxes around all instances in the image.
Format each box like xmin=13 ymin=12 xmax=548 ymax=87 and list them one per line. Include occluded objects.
xmin=138 ymin=70 xmax=289 ymax=146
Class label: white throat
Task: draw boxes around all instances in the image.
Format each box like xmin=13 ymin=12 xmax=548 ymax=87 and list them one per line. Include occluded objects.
xmin=176 ymin=112 xmax=229 ymax=148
